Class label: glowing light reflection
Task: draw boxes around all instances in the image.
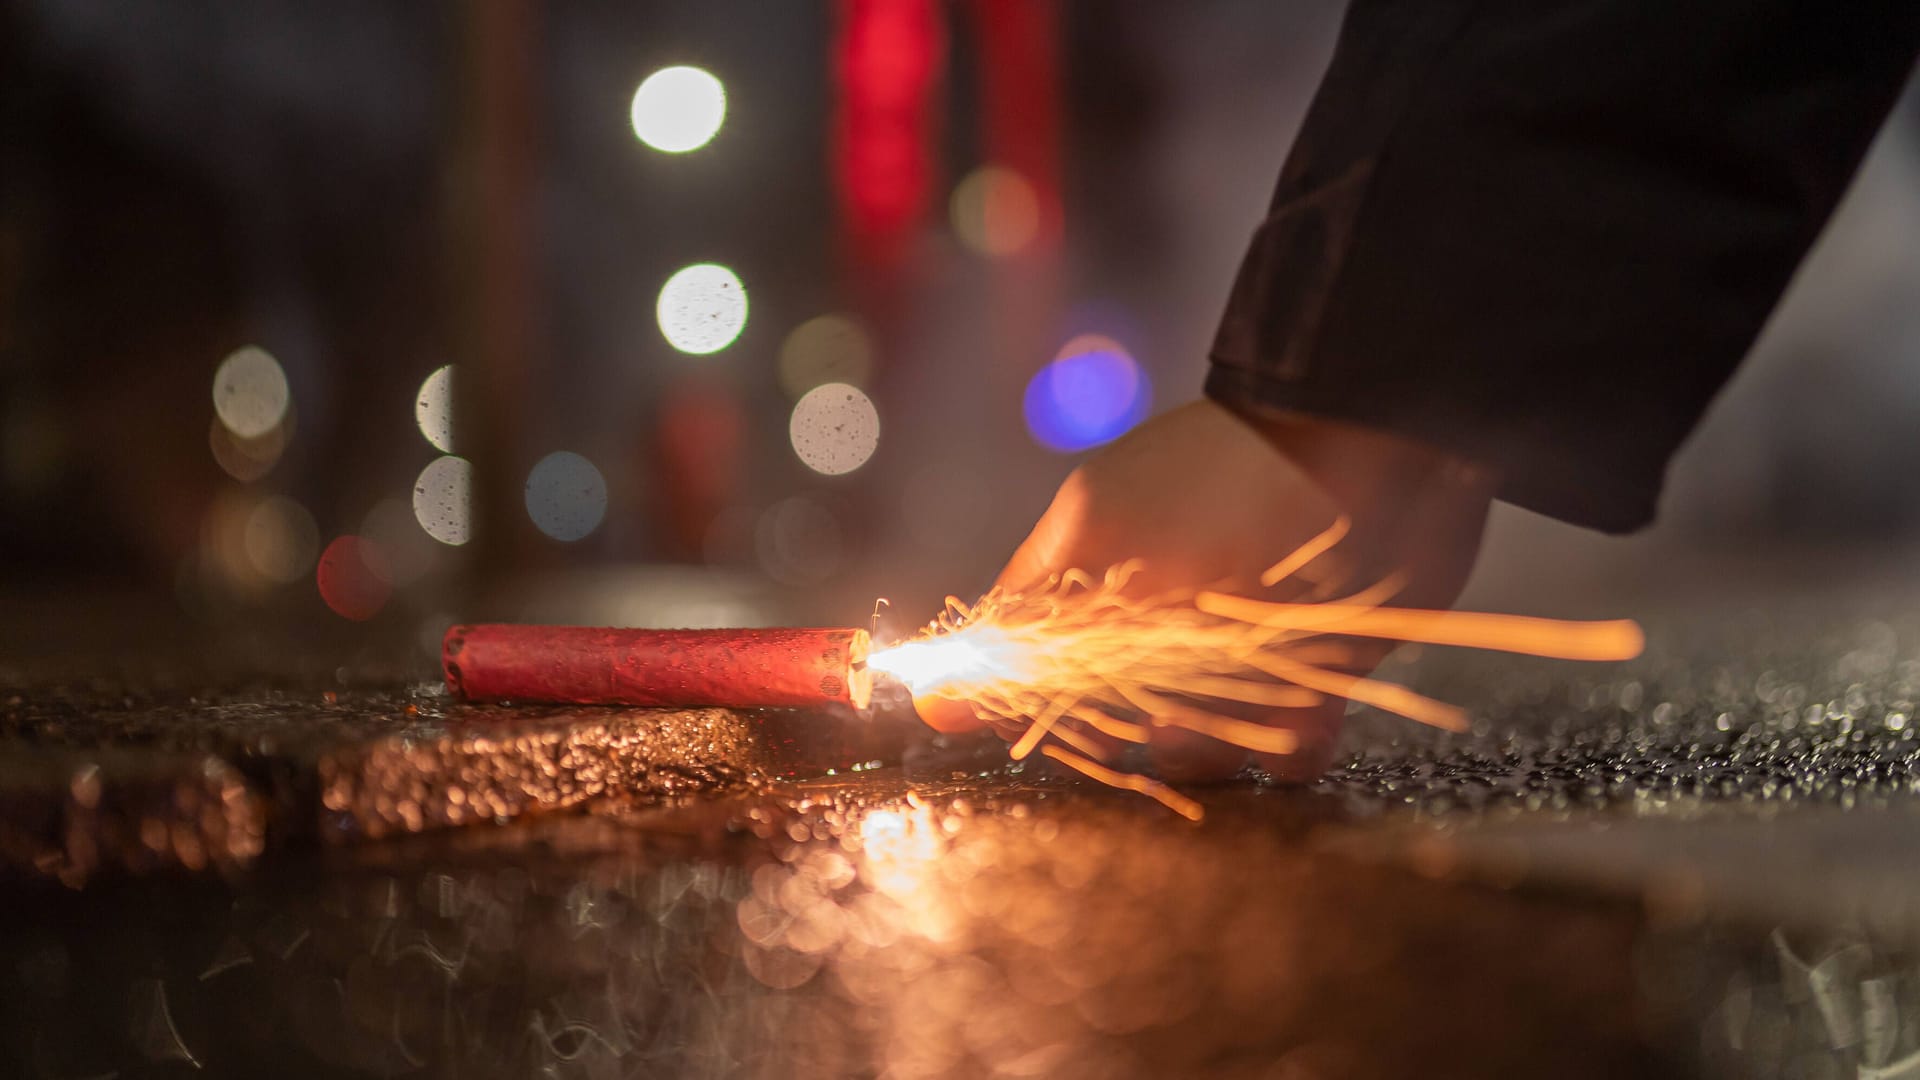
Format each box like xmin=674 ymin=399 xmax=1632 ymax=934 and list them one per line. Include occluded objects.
xmin=657 ymin=263 xmax=748 ymax=355
xmin=788 ymin=382 xmax=879 ymax=475
xmin=630 ymin=65 xmax=726 ymax=153
xmin=854 ymin=806 xmax=947 ymax=908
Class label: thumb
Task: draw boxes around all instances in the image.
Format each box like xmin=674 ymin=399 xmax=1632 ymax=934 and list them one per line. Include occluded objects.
xmin=912 ymin=694 xmax=985 ymax=733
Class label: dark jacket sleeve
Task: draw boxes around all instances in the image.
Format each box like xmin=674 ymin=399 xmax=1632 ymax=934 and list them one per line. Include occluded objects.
xmin=1207 ymin=0 xmax=1920 ymax=532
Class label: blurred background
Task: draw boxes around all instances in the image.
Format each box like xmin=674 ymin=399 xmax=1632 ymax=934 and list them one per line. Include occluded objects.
xmin=2 ymin=0 xmax=1917 ymax=665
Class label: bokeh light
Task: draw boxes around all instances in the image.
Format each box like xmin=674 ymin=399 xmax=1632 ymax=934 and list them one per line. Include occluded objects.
xmin=200 ymin=490 xmax=262 ymax=592
xmin=524 ymin=450 xmax=608 ymax=542
xmin=755 ymin=496 xmax=845 ymax=585
xmin=950 ymin=166 xmax=1041 ymax=257
xmin=778 ymin=314 xmax=874 ymax=398
xmin=208 ymin=413 xmax=291 ymax=483
xmin=316 ymin=535 xmax=393 ymax=621
xmin=1023 ymin=335 xmax=1152 ymax=453
xmin=412 ymin=455 xmax=472 ymax=546
xmin=789 ymin=383 xmax=880 ymax=476
xmin=630 ymin=65 xmax=726 ymax=153
xmin=243 ymin=495 xmax=319 ymax=584
xmin=414 ymin=365 xmax=455 ymax=453
xmin=657 ymin=263 xmax=748 ymax=355
xmin=211 ymin=345 xmax=290 ymax=439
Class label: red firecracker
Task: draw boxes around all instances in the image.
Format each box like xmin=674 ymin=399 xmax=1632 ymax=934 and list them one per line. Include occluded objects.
xmin=443 ymin=625 xmax=873 ymax=709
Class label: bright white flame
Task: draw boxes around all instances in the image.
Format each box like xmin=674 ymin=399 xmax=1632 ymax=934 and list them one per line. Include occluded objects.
xmin=412 ymin=455 xmax=472 ymax=546
xmin=788 ymin=382 xmax=879 ymax=475
xmin=630 ymin=65 xmax=726 ymax=153
xmin=657 ymin=263 xmax=748 ymax=355
xmin=778 ymin=314 xmax=873 ymax=398
xmin=524 ymin=450 xmax=607 ymax=542
xmin=212 ymin=346 xmax=290 ymax=439
xmin=868 ymin=630 xmax=1023 ymax=695
xmin=414 ymin=365 xmax=455 ymax=453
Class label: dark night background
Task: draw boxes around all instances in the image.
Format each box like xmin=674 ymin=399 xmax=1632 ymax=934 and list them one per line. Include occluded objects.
xmin=4 ymin=0 xmax=1915 ymax=655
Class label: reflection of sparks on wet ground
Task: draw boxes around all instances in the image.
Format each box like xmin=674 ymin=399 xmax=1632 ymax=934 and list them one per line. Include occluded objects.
xmin=711 ymin=776 xmax=1647 ymax=1078
xmin=868 ymin=519 xmax=1645 ymax=818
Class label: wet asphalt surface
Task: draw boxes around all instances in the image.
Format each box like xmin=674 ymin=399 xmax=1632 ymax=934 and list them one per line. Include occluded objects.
xmin=7 ymin=581 xmax=1920 ymax=1078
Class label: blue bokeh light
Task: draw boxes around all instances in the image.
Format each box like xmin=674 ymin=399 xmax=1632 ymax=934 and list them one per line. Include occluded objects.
xmin=1022 ymin=339 xmax=1151 ymax=453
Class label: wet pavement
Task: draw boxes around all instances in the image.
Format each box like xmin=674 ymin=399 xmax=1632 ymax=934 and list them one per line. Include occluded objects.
xmin=7 ymin=582 xmax=1920 ymax=1078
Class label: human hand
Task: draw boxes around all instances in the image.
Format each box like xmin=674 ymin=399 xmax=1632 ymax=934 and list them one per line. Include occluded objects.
xmin=914 ymin=398 xmax=1497 ymax=781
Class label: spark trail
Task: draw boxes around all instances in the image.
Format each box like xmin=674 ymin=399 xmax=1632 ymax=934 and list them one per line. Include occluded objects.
xmin=867 ymin=520 xmax=1643 ymax=819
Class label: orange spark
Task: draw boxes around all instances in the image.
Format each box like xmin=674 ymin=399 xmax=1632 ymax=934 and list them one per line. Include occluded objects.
xmin=1192 ymin=594 xmax=1646 ymax=660
xmin=1041 ymin=745 xmax=1204 ymax=821
xmin=867 ymin=518 xmax=1644 ymax=818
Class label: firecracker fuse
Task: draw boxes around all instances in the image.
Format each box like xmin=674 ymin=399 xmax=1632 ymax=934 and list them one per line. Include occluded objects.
xmin=443 ymin=625 xmax=875 ymax=709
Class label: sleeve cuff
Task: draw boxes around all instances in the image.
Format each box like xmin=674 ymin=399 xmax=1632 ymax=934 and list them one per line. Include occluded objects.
xmin=1204 ymin=362 xmax=1661 ymax=534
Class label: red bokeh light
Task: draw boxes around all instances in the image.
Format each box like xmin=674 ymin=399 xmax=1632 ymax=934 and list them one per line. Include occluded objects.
xmin=316 ymin=535 xmax=393 ymax=621
xmin=833 ymin=0 xmax=944 ymax=265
